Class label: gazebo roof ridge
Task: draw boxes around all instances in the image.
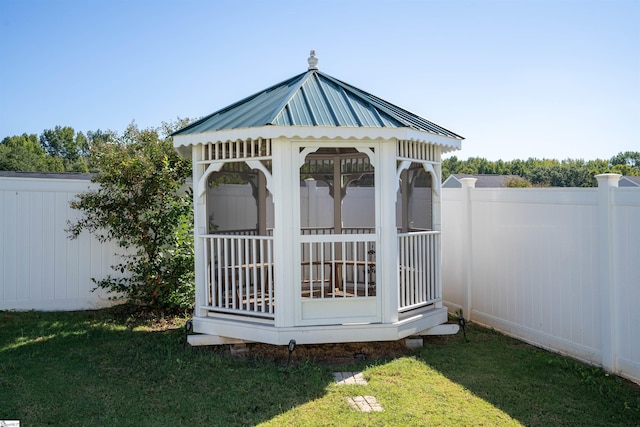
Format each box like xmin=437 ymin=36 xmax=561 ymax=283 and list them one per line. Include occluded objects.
xmin=173 ymin=71 xmax=309 ymax=135
xmin=317 ymin=71 xmax=463 ymax=138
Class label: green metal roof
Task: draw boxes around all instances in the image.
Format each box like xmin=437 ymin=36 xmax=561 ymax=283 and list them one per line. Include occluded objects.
xmin=174 ymin=59 xmax=463 ymax=141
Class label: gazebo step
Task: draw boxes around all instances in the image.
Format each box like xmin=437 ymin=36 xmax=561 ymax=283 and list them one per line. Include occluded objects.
xmin=187 ymin=334 xmax=249 ymax=346
xmin=417 ymin=323 xmax=460 ymax=336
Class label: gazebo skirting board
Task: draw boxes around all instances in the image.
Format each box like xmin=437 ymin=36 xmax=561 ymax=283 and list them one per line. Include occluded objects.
xmin=187 ymin=306 xmax=448 ymax=346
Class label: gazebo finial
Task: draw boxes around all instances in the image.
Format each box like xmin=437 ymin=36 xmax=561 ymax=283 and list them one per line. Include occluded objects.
xmin=308 ymin=50 xmax=319 ymax=71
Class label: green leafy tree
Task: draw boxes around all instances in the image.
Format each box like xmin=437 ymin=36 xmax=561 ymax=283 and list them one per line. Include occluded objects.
xmin=611 ymin=163 xmax=639 ymax=176
xmin=551 ymin=160 xmax=593 ymax=187
xmin=505 ymin=176 xmax=531 ymax=187
xmin=466 ymin=157 xmax=497 ymax=174
xmin=587 ymin=158 xmax=612 ymax=178
xmin=441 ymin=156 xmax=460 ymax=180
xmin=40 ymin=126 xmax=90 ymax=172
xmin=507 ymin=159 xmax=528 ymax=177
xmin=84 ymin=129 xmax=119 ymax=172
xmin=610 ymin=151 xmax=640 ymax=168
xmin=610 ymin=151 xmax=640 ymax=176
xmin=0 ymin=133 xmax=62 ymax=171
xmin=67 ymin=122 xmax=194 ymax=312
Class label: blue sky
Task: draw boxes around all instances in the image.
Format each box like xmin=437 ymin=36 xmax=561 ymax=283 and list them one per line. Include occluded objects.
xmin=1 ymin=0 xmax=638 ymax=161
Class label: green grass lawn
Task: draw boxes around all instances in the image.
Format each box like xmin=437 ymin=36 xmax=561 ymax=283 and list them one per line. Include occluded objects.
xmin=1 ymin=308 xmax=638 ymax=426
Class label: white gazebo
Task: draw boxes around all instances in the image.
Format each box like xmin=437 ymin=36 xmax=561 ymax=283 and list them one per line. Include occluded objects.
xmin=174 ymin=52 xmax=464 ymax=346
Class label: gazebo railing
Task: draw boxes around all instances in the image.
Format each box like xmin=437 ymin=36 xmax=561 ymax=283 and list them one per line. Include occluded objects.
xmin=397 ymin=231 xmax=441 ymax=312
xmin=210 ymin=229 xmax=259 ymax=236
xmin=202 ymin=234 xmax=275 ymax=320
xmin=300 ymin=233 xmax=377 ymax=299
xmin=300 ymin=227 xmax=375 ymax=235
xmin=200 ymin=229 xmax=440 ymax=319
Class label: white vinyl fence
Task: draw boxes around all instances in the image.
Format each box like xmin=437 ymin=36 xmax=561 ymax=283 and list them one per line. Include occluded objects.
xmin=2 ymin=172 xmax=638 ymax=383
xmin=442 ymin=174 xmax=640 ymax=383
xmin=0 ymin=173 xmax=124 ymax=310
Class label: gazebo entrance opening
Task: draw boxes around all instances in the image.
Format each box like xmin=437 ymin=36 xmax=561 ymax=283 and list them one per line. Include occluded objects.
xmin=297 ymin=146 xmax=380 ymax=325
xmin=398 ymin=163 xmax=433 ymax=233
xmin=204 ymin=160 xmax=276 ymax=322
xmin=396 ymin=160 xmax=440 ymax=315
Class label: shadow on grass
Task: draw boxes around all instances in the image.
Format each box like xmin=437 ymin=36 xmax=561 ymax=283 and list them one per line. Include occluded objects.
xmin=0 ymin=310 xmax=335 ymax=426
xmin=413 ymin=322 xmax=640 ymax=426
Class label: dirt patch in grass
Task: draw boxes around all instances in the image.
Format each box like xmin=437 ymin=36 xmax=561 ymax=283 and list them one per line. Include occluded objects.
xmin=239 ymin=324 xmax=467 ymax=364
xmin=239 ymin=340 xmax=413 ymax=365
xmin=105 ymin=304 xmax=190 ymax=331
xmin=106 ymin=307 xmax=466 ymax=365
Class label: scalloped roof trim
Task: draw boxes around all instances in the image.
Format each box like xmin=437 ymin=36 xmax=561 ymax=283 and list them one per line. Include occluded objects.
xmin=173 ymin=125 xmax=462 ymax=153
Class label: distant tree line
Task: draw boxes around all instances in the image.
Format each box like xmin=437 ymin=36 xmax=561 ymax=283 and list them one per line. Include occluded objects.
xmin=0 ymin=126 xmax=109 ymax=172
xmin=443 ymin=152 xmax=640 ymax=187
xmin=1 ymin=124 xmax=638 ymax=188
xmin=0 ymin=119 xmax=188 ymax=173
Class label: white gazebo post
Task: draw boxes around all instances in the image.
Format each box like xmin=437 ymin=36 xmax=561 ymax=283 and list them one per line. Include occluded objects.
xmin=379 ymin=139 xmax=399 ymax=324
xmin=193 ymin=144 xmax=208 ymax=319
xmin=272 ymin=138 xmax=297 ymax=328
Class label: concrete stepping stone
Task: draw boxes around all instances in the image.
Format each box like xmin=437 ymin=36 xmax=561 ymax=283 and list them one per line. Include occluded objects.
xmin=333 ymin=371 xmax=368 ymax=385
xmin=346 ymin=395 xmax=384 ymax=412
xmin=334 ymin=371 xmax=384 ymax=412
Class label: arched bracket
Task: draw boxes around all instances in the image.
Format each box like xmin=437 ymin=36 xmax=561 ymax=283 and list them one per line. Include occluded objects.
xmin=198 ymin=163 xmax=224 ymax=198
xmin=422 ymin=163 xmax=441 ymax=197
xmin=197 ymin=161 xmax=273 ymax=199
xmin=395 ymin=160 xmax=412 ymax=192
xmin=356 ymin=147 xmax=375 ymax=163
xmin=298 ymin=147 xmax=318 ymax=167
xmin=395 ymin=161 xmax=441 ymax=196
xmin=245 ymin=160 xmax=274 ymax=193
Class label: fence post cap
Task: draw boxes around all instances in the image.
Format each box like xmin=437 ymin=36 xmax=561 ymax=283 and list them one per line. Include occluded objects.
xmin=595 ymin=173 xmax=621 ymax=187
xmin=459 ymin=177 xmax=477 ymax=189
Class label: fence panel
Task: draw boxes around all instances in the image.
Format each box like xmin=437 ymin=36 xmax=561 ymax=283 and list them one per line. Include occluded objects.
xmin=0 ymin=175 xmax=124 ymax=310
xmin=612 ymin=188 xmax=640 ymax=381
xmin=442 ymin=178 xmax=640 ymax=383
